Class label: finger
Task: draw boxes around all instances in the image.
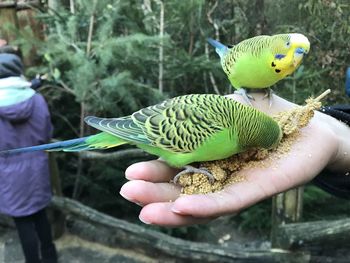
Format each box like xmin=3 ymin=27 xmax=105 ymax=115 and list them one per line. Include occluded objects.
xmin=125 ymin=160 xmax=179 ymax=182
xmin=120 ymin=180 xmax=181 ymax=205
xmin=170 ymin=179 xmax=269 ymax=218
xmin=139 ymin=202 xmax=214 ymax=226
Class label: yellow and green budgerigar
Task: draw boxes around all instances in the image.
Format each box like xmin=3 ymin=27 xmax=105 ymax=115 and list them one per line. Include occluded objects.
xmin=0 ymin=94 xmax=282 ymax=183
xmin=208 ymin=33 xmax=310 ymax=102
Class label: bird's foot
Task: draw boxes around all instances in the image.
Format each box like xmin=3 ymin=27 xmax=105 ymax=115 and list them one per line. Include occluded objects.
xmin=173 ymin=165 xmax=215 ymax=185
xmin=234 ymin=88 xmax=254 ymax=106
xmin=262 ymin=88 xmax=274 ymax=107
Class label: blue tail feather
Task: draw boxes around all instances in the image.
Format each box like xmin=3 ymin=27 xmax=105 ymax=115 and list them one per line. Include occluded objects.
xmin=0 ymin=136 xmax=93 ymax=156
xmin=207 ymin=38 xmax=228 ymax=58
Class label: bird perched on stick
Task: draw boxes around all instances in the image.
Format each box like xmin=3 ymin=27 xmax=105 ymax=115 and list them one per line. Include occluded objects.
xmin=208 ymin=33 xmax=310 ymax=104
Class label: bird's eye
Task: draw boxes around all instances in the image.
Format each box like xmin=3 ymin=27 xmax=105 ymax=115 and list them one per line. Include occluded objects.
xmin=286 ymin=41 xmax=290 ymax=47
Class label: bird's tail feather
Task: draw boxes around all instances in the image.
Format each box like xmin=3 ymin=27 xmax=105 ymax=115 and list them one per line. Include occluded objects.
xmin=0 ymin=132 xmax=126 ymax=156
xmin=207 ymin=38 xmax=228 ymax=58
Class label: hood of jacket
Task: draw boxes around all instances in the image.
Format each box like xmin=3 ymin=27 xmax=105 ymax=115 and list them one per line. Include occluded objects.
xmin=0 ymin=93 xmax=35 ymax=123
xmin=0 ymin=76 xmax=35 ymax=107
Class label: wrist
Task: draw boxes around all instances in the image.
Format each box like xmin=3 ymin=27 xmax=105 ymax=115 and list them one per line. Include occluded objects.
xmin=316 ymin=111 xmax=350 ymax=173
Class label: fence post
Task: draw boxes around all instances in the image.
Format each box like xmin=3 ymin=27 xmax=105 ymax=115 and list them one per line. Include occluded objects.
xmin=271 ymin=186 xmax=304 ymax=247
xmin=0 ymin=1 xmax=18 ymax=41
xmin=49 ymin=153 xmax=66 ymax=239
xmin=0 ymin=0 xmax=44 ymax=65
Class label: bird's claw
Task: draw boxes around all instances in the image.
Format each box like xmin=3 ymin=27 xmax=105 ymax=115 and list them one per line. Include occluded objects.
xmin=173 ymin=165 xmax=215 ymax=185
xmin=262 ymin=88 xmax=274 ymax=107
xmin=234 ymin=88 xmax=254 ymax=106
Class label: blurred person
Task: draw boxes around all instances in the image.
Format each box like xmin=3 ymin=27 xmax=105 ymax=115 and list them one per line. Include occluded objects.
xmin=0 ymin=50 xmax=57 ymax=263
xmin=0 ymin=38 xmax=7 ymax=47
xmin=0 ymin=42 xmax=45 ymax=90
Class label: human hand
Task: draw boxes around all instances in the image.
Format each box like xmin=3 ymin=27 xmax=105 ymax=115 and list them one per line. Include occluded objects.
xmin=120 ymin=93 xmax=347 ymax=226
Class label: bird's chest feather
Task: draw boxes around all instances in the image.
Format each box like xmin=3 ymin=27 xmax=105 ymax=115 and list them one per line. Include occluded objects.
xmin=139 ymin=128 xmax=241 ymax=168
xmin=228 ymin=53 xmax=285 ymax=88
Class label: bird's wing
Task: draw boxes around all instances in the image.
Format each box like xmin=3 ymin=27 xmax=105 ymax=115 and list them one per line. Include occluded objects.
xmin=86 ymin=95 xmax=226 ymax=153
xmin=85 ymin=116 xmax=151 ymax=144
xmin=132 ymin=95 xmax=225 ymax=153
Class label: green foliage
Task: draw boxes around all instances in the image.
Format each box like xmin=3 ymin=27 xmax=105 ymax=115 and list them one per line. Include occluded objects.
xmin=237 ymin=199 xmax=272 ymax=236
xmin=36 ymin=4 xmax=165 ymax=114
xmin=303 ymin=185 xmax=350 ymax=221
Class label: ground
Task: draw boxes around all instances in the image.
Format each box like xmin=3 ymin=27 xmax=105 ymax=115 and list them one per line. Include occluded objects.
xmin=0 ymin=225 xmax=155 ymax=263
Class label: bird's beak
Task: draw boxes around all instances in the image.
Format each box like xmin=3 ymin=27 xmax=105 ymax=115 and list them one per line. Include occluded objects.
xmin=293 ymin=59 xmax=302 ymax=67
xmin=295 ymin=47 xmax=306 ymax=55
xmin=293 ymin=47 xmax=308 ymax=67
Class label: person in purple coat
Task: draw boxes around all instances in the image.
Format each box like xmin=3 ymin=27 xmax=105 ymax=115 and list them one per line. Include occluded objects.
xmin=0 ymin=51 xmax=57 ymax=263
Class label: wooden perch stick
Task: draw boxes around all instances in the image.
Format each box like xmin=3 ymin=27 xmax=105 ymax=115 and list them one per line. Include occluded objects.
xmin=275 ymin=218 xmax=350 ymax=249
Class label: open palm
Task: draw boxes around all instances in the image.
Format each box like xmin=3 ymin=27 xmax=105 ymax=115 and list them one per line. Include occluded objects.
xmin=120 ymin=93 xmax=344 ymax=226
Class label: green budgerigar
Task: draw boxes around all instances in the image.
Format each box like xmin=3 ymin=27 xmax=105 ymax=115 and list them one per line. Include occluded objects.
xmin=0 ymin=94 xmax=282 ymax=182
xmin=208 ymin=33 xmax=310 ymax=102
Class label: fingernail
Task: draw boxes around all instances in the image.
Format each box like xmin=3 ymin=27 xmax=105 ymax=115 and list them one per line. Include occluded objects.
xmin=124 ymin=165 xmax=136 ymax=180
xmin=119 ymin=190 xmax=133 ymax=201
xmin=171 ymin=207 xmax=185 ymax=215
xmin=139 ymin=215 xmax=152 ymax=225
xmin=119 ymin=190 xmax=144 ymax=206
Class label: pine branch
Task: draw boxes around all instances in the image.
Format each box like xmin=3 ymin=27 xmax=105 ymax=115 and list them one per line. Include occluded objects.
xmin=204 ymin=42 xmax=220 ymax=95
xmin=86 ymin=0 xmax=98 ymax=55
xmin=72 ymin=102 xmax=86 ymax=200
xmin=70 ymin=0 xmax=75 ymax=14
xmin=205 ymin=0 xmax=220 ymax=95
xmin=155 ymin=0 xmax=164 ymax=93
xmin=207 ymin=0 xmax=219 ymax=40
xmin=57 ymin=80 xmax=75 ymax=95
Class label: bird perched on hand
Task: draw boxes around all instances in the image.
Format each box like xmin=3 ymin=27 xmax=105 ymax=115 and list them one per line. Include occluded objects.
xmin=208 ymin=33 xmax=310 ymax=104
xmin=0 ymin=94 xmax=282 ymax=183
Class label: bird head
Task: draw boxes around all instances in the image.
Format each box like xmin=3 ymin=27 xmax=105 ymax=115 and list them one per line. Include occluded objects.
xmin=289 ymin=33 xmax=310 ymax=67
xmin=272 ymin=33 xmax=310 ymax=60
